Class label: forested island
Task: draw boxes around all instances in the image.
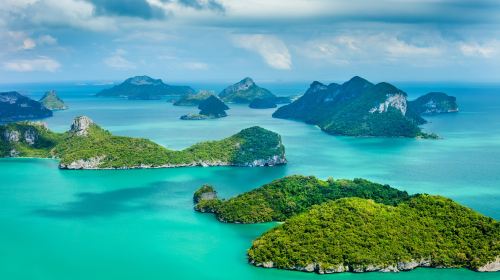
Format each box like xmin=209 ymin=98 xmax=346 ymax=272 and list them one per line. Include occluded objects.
xmin=273 ymin=76 xmax=458 ymax=138
xmin=194 ymin=175 xmax=499 ymax=273
xmin=96 ymin=75 xmax=195 ymax=100
xmin=39 ymin=90 xmax=67 ymax=110
xmin=219 ymin=77 xmax=276 ymax=103
xmin=0 ymin=91 xmax=53 ymax=122
xmin=0 ymin=116 xmax=286 ymax=169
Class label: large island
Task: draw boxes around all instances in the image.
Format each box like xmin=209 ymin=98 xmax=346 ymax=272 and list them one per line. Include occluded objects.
xmin=273 ymin=76 xmax=458 ymax=138
xmin=0 ymin=116 xmax=286 ymax=169
xmin=193 ymin=175 xmax=499 ymax=273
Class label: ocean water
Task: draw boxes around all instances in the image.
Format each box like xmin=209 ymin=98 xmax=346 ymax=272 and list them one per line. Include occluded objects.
xmin=0 ymin=81 xmax=499 ymax=280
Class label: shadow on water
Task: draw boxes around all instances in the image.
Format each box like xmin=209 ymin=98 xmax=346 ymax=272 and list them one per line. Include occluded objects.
xmin=33 ymin=180 xmax=195 ymax=219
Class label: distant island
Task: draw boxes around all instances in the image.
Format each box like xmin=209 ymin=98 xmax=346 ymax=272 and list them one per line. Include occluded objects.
xmin=40 ymin=90 xmax=68 ymax=110
xmin=174 ymin=90 xmax=213 ymax=106
xmin=96 ymin=75 xmax=195 ymax=100
xmin=180 ymin=95 xmax=229 ymax=120
xmin=0 ymin=91 xmax=53 ymax=122
xmin=194 ymin=175 xmax=499 ymax=273
xmin=273 ymin=76 xmax=458 ymax=138
xmin=249 ymin=98 xmax=278 ymax=109
xmin=0 ymin=116 xmax=286 ymax=169
xmin=219 ymin=77 xmax=276 ymax=104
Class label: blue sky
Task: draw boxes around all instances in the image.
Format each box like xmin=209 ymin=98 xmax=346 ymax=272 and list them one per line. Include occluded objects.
xmin=1 ymin=0 xmax=499 ymax=83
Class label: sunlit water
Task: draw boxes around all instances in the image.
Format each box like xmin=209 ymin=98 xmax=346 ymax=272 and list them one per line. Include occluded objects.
xmin=0 ymin=82 xmax=499 ymax=279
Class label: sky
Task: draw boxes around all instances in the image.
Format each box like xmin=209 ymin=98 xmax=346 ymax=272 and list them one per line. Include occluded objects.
xmin=0 ymin=0 xmax=499 ymax=84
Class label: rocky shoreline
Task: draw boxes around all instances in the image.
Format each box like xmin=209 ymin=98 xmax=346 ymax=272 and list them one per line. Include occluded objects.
xmin=251 ymin=257 xmax=500 ymax=273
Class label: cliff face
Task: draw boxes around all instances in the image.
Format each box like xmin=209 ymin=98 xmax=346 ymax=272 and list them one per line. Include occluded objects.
xmin=0 ymin=91 xmax=53 ymax=122
xmin=96 ymin=75 xmax=195 ymax=99
xmin=219 ymin=77 xmax=276 ymax=103
xmin=39 ymin=90 xmax=67 ymax=110
xmin=273 ymin=77 xmax=453 ymax=138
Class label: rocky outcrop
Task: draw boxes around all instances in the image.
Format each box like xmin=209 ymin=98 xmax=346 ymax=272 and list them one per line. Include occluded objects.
xmin=369 ymin=93 xmax=407 ymax=115
xmin=244 ymin=155 xmax=287 ymax=167
xmin=59 ymin=156 xmax=105 ymax=169
xmin=3 ymin=130 xmax=20 ymax=142
xmin=476 ymin=257 xmax=500 ymax=272
xmin=193 ymin=185 xmax=218 ymax=204
xmin=70 ymin=116 xmax=94 ymax=136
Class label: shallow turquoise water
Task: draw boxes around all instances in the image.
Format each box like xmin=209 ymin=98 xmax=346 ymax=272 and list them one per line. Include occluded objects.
xmin=0 ymin=82 xmax=499 ymax=279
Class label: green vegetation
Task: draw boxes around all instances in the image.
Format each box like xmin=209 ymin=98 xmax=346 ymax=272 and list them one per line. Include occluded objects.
xmin=273 ymin=77 xmax=456 ymax=138
xmin=0 ymin=117 xmax=286 ymax=169
xmin=39 ymin=90 xmax=67 ymax=110
xmin=219 ymin=77 xmax=276 ymax=103
xmin=181 ymin=95 xmax=229 ymax=120
xmin=408 ymin=92 xmax=459 ymax=118
xmin=193 ymin=185 xmax=217 ymax=204
xmin=174 ymin=90 xmax=213 ymax=106
xmin=195 ymin=175 xmax=410 ymax=223
xmin=248 ymin=195 xmax=499 ymax=273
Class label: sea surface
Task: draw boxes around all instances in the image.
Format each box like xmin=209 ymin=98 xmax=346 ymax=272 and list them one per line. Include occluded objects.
xmin=0 ymin=81 xmax=499 ymax=280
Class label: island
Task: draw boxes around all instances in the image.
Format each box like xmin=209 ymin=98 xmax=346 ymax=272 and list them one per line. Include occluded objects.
xmin=173 ymin=90 xmax=213 ymax=106
xmin=0 ymin=91 xmax=53 ymax=122
xmin=249 ymin=195 xmax=499 ymax=273
xmin=194 ymin=175 xmax=409 ymax=223
xmin=272 ymin=76 xmax=458 ymax=138
xmin=0 ymin=116 xmax=286 ymax=169
xmin=96 ymin=75 xmax=195 ymax=100
xmin=407 ymin=92 xmax=459 ymax=124
xmin=249 ymin=98 xmax=277 ymax=109
xmin=39 ymin=90 xmax=68 ymax=110
xmin=219 ymin=77 xmax=276 ymax=104
xmin=180 ymin=95 xmax=229 ymax=120
xmin=193 ymin=175 xmax=499 ymax=273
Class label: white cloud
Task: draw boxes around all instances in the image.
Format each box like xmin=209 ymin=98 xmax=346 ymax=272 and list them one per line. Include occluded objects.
xmin=298 ymin=33 xmax=444 ymax=66
xmin=459 ymin=42 xmax=497 ymax=58
xmin=22 ymin=38 xmax=36 ymax=50
xmin=182 ymin=61 xmax=209 ymax=70
xmin=233 ymin=34 xmax=292 ymax=70
xmin=104 ymin=49 xmax=136 ymax=69
xmin=38 ymin=34 xmax=57 ymax=45
xmin=4 ymin=56 xmax=61 ymax=72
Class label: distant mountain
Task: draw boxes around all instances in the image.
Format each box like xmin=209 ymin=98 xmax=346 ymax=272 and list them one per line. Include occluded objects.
xmin=219 ymin=77 xmax=276 ymax=103
xmin=181 ymin=95 xmax=229 ymax=120
xmin=39 ymin=90 xmax=67 ymax=110
xmin=0 ymin=91 xmax=53 ymax=122
xmin=174 ymin=90 xmax=213 ymax=106
xmin=96 ymin=75 xmax=195 ymax=100
xmin=273 ymin=76 xmax=457 ymax=138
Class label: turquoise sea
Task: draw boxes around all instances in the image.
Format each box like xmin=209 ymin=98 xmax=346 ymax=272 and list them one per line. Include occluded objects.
xmin=0 ymin=81 xmax=499 ymax=280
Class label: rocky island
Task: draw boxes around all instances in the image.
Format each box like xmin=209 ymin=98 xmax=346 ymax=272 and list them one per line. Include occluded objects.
xmin=193 ymin=175 xmax=499 ymax=273
xmin=173 ymin=90 xmax=213 ymax=106
xmin=0 ymin=116 xmax=286 ymax=169
xmin=39 ymin=90 xmax=67 ymax=110
xmin=0 ymin=91 xmax=53 ymax=122
xmin=273 ymin=76 xmax=458 ymax=138
xmin=96 ymin=75 xmax=195 ymax=100
xmin=407 ymin=92 xmax=459 ymax=123
xmin=180 ymin=95 xmax=229 ymax=120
